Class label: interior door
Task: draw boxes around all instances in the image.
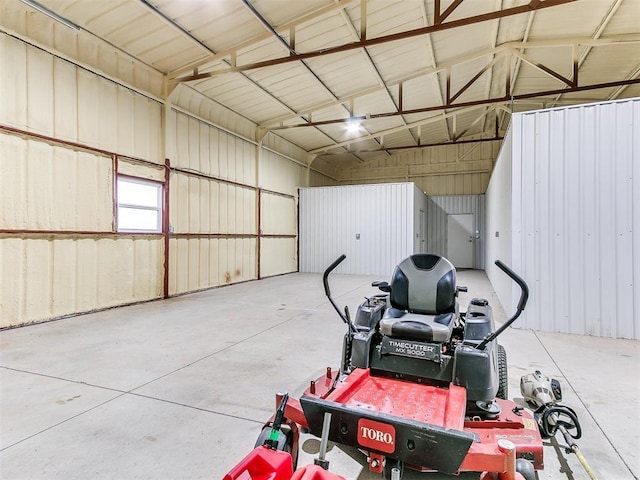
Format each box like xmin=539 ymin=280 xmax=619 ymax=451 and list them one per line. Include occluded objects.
xmin=447 ymin=213 xmax=474 ymax=268
xmin=419 ymin=209 xmax=426 ymax=253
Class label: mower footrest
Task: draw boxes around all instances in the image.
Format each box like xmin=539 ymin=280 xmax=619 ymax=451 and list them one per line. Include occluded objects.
xmin=300 ymin=396 xmax=476 ymax=475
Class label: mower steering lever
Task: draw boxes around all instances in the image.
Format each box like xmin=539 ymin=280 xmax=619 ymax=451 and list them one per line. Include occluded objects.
xmin=322 ymin=254 xmax=356 ymax=332
xmin=476 ymin=261 xmax=529 ymax=350
xmin=495 ymin=260 xmax=529 ymax=311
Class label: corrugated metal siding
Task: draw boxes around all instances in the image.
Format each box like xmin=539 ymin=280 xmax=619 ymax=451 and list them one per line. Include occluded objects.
xmin=485 ymin=127 xmax=514 ymax=314
xmin=413 ymin=186 xmax=429 ymax=254
xmin=299 ymin=183 xmax=415 ymax=276
xmin=486 ymin=98 xmax=639 ymax=340
xmin=426 ymin=195 xmax=486 ymax=269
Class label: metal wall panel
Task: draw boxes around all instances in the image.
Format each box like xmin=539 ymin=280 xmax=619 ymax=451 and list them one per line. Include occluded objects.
xmin=426 ymin=195 xmax=486 ymax=269
xmin=299 ymin=183 xmax=416 ymax=276
xmin=486 ymin=98 xmax=639 ymax=340
xmin=484 ymin=127 xmax=513 ymax=311
xmin=0 ymin=133 xmax=113 ymax=231
xmin=0 ymin=236 xmax=163 ymax=327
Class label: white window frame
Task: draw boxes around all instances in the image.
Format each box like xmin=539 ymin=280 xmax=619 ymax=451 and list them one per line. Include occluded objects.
xmin=116 ymin=176 xmax=163 ymax=233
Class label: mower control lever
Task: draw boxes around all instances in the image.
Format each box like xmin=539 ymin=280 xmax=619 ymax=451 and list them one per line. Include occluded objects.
xmin=323 ymin=254 xmax=355 ymax=332
xmin=495 ymin=260 xmax=529 ymax=311
xmin=476 ymin=260 xmax=529 ymax=350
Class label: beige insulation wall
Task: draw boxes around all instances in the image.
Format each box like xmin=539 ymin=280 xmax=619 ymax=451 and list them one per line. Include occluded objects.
xmin=169 ymin=110 xmax=259 ymax=295
xmin=0 ymin=18 xmax=332 ymax=327
xmin=167 ymin=110 xmax=306 ymax=292
xmin=0 ymin=29 xmax=165 ymax=328
xmin=340 ymin=141 xmax=501 ymax=195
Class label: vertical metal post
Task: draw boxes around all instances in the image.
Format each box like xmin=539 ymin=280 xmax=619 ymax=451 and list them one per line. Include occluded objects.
xmin=163 ymin=158 xmax=171 ymax=298
xmin=314 ymin=412 xmax=332 ymax=470
xmin=257 ymin=187 xmax=262 ymax=279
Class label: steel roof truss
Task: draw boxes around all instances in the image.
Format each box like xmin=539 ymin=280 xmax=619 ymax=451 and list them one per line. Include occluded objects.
xmin=174 ymin=0 xmax=577 ymax=83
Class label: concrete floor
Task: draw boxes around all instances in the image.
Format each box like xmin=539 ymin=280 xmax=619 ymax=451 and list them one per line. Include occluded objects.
xmin=1 ymin=271 xmax=638 ymax=480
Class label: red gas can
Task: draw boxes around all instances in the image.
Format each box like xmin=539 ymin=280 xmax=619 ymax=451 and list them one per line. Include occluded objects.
xmin=223 ymin=447 xmax=293 ymax=480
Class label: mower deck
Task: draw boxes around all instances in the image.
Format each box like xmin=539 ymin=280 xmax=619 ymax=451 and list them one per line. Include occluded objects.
xmin=287 ymin=368 xmax=543 ymax=477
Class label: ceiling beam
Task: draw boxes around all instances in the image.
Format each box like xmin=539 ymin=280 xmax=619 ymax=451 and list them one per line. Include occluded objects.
xmin=608 ymin=64 xmax=640 ymax=99
xmin=278 ymin=78 xmax=640 ymax=131
xmin=421 ymin=0 xmax=454 ymax=143
xmin=309 ymin=105 xmax=489 ymax=154
xmin=174 ymin=0 xmax=577 ymax=83
xmin=258 ymin=34 xmax=639 ymax=128
xmin=239 ymin=0 xmax=366 ymax=161
xmin=322 ymin=136 xmax=503 ymax=154
xmin=549 ymin=0 xmax=623 ymax=107
xmin=168 ymin=0 xmax=358 ymax=79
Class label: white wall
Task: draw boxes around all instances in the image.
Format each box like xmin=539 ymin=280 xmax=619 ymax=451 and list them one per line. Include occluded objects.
xmin=485 ymin=127 xmax=514 ymax=315
xmin=485 ymin=99 xmax=639 ymax=340
xmin=299 ymin=183 xmax=417 ymax=276
xmin=414 ymin=186 xmax=429 ymax=254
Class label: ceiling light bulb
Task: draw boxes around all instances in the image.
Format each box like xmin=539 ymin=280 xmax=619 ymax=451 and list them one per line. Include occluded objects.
xmin=346 ymin=119 xmax=360 ymax=134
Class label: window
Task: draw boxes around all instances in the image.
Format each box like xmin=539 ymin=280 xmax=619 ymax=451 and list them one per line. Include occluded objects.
xmin=117 ymin=176 xmax=163 ymax=233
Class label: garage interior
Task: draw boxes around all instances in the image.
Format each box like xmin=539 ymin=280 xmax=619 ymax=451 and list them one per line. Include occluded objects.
xmin=1 ymin=0 xmax=639 ymax=479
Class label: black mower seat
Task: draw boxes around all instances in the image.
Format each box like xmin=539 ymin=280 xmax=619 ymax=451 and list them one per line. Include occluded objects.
xmin=379 ymin=309 xmax=454 ymax=342
xmin=379 ymin=254 xmax=457 ymax=343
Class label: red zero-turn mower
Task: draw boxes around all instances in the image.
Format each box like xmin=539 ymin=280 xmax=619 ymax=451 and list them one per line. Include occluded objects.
xmin=224 ymin=254 xmax=543 ymax=480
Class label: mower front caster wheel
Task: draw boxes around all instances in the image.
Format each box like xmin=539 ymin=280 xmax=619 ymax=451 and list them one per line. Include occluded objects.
xmin=515 ymin=458 xmax=536 ymax=480
xmin=383 ymin=459 xmax=404 ymax=480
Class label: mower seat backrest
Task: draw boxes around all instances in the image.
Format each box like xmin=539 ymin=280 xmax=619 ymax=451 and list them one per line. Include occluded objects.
xmin=390 ymin=254 xmax=456 ymax=314
xmin=379 ymin=254 xmax=457 ymax=343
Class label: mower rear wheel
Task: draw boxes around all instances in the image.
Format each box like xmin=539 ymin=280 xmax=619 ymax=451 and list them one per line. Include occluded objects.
xmin=497 ymin=344 xmax=508 ymax=400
